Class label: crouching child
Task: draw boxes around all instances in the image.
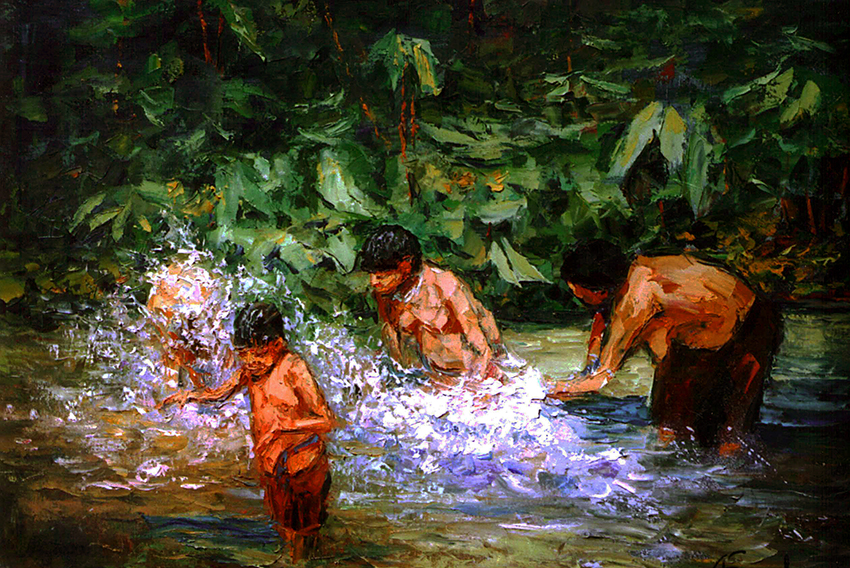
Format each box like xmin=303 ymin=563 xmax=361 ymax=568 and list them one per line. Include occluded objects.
xmin=161 ymin=302 xmax=337 ymax=561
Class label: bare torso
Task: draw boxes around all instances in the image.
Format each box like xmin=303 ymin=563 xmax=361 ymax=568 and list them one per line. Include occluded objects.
xmin=552 ymin=254 xmax=757 ymax=397
xmin=376 ymin=264 xmax=501 ymax=387
xmin=146 ymin=262 xmax=233 ymax=387
xmin=246 ymin=353 xmax=332 ymax=474
xmin=622 ymin=255 xmax=755 ymax=364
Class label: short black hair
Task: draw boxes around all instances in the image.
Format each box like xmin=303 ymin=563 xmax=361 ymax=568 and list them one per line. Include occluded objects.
xmin=233 ymin=302 xmax=286 ymax=348
xmin=358 ymin=225 xmax=423 ymax=273
xmin=561 ymin=239 xmax=631 ymax=293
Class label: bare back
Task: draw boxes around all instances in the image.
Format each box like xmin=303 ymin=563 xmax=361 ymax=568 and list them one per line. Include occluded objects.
xmin=609 ymin=255 xmax=755 ymax=366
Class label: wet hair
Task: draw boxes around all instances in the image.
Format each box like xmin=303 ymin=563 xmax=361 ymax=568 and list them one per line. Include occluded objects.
xmin=358 ymin=225 xmax=423 ymax=273
xmin=560 ymin=239 xmax=631 ymax=294
xmin=233 ymin=302 xmax=286 ymax=349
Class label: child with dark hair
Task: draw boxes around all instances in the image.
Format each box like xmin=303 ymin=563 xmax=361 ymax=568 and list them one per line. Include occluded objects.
xmin=358 ymin=225 xmax=505 ymax=391
xmin=553 ymin=246 xmax=783 ymax=450
xmin=161 ymin=302 xmax=336 ymax=561
xmin=560 ymin=240 xmax=632 ymax=375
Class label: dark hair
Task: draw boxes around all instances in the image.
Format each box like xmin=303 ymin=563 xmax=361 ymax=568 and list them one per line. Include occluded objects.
xmin=233 ymin=303 xmax=286 ymax=348
xmin=560 ymin=239 xmax=631 ymax=293
xmin=358 ymin=225 xmax=423 ymax=273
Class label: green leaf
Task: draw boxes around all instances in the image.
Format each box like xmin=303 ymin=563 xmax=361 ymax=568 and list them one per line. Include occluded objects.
xmin=137 ymin=87 xmax=174 ymax=126
xmin=579 ymin=75 xmax=632 ymax=97
xmin=68 ymin=9 xmax=124 ymax=46
xmin=785 ymin=32 xmax=835 ymax=53
xmin=237 ymin=163 xmax=274 ymax=218
xmin=500 ymin=238 xmax=551 ymax=283
xmin=475 ymin=195 xmax=528 ymax=224
xmin=433 ymin=206 xmax=465 ymax=242
xmin=136 ymin=181 xmax=171 ymax=207
xmin=176 ymin=128 xmax=207 ymax=155
xmin=325 ymin=229 xmax=357 ymax=272
xmin=9 ymin=97 xmax=48 ymax=122
xmin=754 ymin=68 xmax=794 ymax=114
xmin=298 ymin=116 xmax=358 ymax=145
xmin=368 ymin=30 xmax=443 ymax=96
xmin=683 ymin=133 xmax=713 ymax=217
xmin=316 ymin=150 xmax=387 ymax=217
xmin=89 ymin=207 xmax=122 ymax=231
xmin=489 ymin=242 xmax=520 ymax=286
xmin=0 ymin=275 xmax=25 ymax=303
xmin=215 ymin=168 xmax=240 ymax=229
xmin=658 ymin=106 xmax=687 ymax=169
xmin=71 ymin=192 xmax=106 ymax=231
xmin=609 ymin=101 xmax=664 ymax=179
xmin=111 ymin=202 xmax=132 ymax=241
xmin=722 ymin=65 xmax=783 ymax=104
xmin=780 ymin=80 xmax=821 ymax=126
xmin=209 ymin=0 xmax=266 ymax=61
xmin=458 ymin=227 xmax=487 ymax=268
xmin=107 ymin=133 xmax=136 ymax=157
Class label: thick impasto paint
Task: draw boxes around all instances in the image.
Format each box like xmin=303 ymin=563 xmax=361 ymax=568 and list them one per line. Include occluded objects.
xmin=1 ymin=1 xmax=848 ymax=567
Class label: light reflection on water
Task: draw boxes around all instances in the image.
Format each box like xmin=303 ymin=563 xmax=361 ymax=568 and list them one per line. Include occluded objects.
xmin=1 ymin=297 xmax=849 ymax=567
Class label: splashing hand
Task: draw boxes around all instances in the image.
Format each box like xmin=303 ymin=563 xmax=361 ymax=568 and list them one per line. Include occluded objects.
xmin=159 ymin=390 xmax=192 ymax=409
xmin=547 ymin=368 xmax=613 ymax=400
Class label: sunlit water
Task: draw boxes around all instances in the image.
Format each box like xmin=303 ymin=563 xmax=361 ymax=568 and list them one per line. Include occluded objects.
xmin=1 ymin=270 xmax=848 ymax=567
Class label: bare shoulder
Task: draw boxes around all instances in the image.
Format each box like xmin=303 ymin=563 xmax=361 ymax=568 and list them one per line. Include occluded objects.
xmin=282 ymin=351 xmax=313 ymax=378
xmin=640 ymin=254 xmax=730 ymax=275
xmin=429 ymin=264 xmax=465 ymax=298
xmin=627 ymin=256 xmax=660 ymax=285
xmin=618 ymin=257 xmax=665 ymax=303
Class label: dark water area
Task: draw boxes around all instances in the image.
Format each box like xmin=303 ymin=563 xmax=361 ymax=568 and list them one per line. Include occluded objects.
xmin=0 ymin=304 xmax=849 ymax=567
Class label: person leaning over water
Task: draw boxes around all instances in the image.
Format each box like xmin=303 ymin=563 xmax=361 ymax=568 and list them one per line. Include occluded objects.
xmin=550 ymin=240 xmax=783 ymax=449
xmin=358 ymin=224 xmax=506 ymax=391
xmin=161 ymin=303 xmax=337 ymax=562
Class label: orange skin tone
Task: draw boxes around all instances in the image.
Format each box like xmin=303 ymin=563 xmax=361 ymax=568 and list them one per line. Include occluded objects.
xmin=551 ymin=255 xmax=755 ymax=397
xmin=370 ymin=257 xmax=504 ymax=390
xmin=161 ymin=338 xmax=336 ymax=476
xmin=147 ymin=264 xmax=234 ymax=389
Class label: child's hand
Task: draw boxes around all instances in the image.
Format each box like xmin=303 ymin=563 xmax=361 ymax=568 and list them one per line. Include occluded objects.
xmin=547 ymin=367 xmax=612 ymax=400
xmin=159 ymin=390 xmax=191 ymax=409
xmin=580 ymin=355 xmax=601 ymax=376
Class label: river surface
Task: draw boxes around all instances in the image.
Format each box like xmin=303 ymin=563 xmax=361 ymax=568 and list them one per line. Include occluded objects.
xmin=1 ymin=303 xmax=848 ymax=567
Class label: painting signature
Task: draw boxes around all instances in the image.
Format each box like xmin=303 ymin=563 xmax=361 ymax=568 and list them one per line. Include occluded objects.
xmin=713 ymin=551 xmax=792 ymax=568
xmin=712 ymin=550 xmax=746 ymax=568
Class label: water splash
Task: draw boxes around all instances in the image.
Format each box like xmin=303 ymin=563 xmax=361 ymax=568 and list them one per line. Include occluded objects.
xmin=36 ymin=250 xmax=655 ymax=509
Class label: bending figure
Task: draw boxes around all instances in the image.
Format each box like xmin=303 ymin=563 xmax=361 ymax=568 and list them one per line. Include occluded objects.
xmin=551 ymin=240 xmax=783 ymax=448
xmin=358 ymin=225 xmax=505 ymax=391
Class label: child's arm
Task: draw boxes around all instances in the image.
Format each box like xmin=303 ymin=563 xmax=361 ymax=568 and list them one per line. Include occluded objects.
xmin=552 ymin=268 xmax=658 ymax=396
xmin=288 ymin=358 xmax=337 ymax=433
xmin=160 ymin=368 xmax=245 ymax=408
xmin=375 ymin=293 xmax=406 ymax=364
xmin=445 ymin=275 xmax=494 ymax=358
xmin=582 ymin=312 xmax=606 ymax=372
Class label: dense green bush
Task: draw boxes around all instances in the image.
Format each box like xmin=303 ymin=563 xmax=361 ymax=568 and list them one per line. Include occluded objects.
xmin=1 ymin=0 xmax=848 ymax=324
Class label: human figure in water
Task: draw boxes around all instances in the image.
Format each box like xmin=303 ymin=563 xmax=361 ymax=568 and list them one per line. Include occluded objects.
xmin=358 ymin=225 xmax=506 ymax=391
xmin=551 ymin=240 xmax=783 ymax=449
xmin=162 ymin=302 xmax=336 ymax=561
xmin=146 ymin=258 xmax=234 ymax=389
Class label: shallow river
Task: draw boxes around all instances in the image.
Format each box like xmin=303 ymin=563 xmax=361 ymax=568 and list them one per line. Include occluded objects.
xmin=0 ymin=304 xmax=848 ymax=567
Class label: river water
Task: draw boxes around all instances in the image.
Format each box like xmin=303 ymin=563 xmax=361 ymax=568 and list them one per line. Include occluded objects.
xmin=0 ymin=301 xmax=848 ymax=567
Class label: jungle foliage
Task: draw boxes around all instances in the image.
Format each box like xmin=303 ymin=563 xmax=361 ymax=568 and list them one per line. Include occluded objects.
xmin=1 ymin=0 xmax=848 ymax=325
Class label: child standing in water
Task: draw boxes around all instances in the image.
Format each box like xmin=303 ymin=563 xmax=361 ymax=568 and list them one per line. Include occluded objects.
xmin=358 ymin=225 xmax=506 ymax=392
xmin=552 ymin=240 xmax=783 ymax=450
xmin=162 ymin=303 xmax=336 ymax=561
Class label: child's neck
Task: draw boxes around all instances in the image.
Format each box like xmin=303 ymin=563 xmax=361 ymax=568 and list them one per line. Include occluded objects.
xmin=394 ymin=264 xmax=423 ymax=299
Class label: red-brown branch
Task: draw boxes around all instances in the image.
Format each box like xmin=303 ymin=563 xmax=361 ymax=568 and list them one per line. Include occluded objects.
xmin=198 ymin=0 xmax=212 ymax=64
